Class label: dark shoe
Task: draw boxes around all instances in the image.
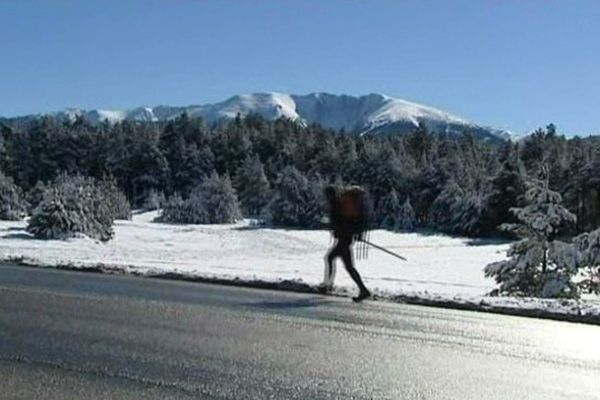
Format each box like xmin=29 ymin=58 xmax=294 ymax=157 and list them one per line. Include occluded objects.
xmin=317 ymin=284 xmax=333 ymax=294
xmin=352 ymin=290 xmax=371 ymax=303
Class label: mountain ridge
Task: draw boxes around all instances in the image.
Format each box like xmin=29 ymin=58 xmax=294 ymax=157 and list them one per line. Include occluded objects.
xmin=3 ymin=92 xmax=511 ymax=141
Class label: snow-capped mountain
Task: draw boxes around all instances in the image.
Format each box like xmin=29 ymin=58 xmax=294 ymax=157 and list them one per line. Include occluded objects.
xmin=7 ymin=93 xmax=511 ymax=141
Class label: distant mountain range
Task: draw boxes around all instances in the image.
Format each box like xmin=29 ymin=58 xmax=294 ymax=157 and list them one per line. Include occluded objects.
xmin=2 ymin=92 xmax=511 ymax=142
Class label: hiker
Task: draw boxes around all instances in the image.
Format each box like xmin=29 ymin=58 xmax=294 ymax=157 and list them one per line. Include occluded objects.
xmin=320 ymin=185 xmax=371 ymax=302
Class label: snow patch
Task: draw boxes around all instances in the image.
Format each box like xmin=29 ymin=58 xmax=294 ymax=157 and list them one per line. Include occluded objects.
xmin=91 ymin=109 xmax=128 ymax=123
xmin=200 ymin=92 xmax=301 ymax=122
xmin=365 ymin=95 xmax=469 ymax=132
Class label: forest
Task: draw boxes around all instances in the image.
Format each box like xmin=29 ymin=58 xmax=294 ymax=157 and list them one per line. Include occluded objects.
xmin=0 ymin=113 xmax=599 ymax=238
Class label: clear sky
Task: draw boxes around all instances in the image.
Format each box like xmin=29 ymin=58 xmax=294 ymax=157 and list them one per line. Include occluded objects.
xmin=1 ymin=0 xmax=599 ymax=135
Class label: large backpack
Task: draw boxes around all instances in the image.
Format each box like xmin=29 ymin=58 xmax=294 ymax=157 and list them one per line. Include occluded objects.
xmin=338 ymin=186 xmax=367 ymax=223
xmin=337 ymin=186 xmax=372 ymax=258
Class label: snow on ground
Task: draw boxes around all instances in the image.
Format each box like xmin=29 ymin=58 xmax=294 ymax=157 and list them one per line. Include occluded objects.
xmin=1 ymin=212 xmax=599 ymax=319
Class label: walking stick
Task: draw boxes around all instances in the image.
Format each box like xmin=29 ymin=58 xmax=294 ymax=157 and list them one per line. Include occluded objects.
xmin=358 ymin=239 xmax=408 ymax=261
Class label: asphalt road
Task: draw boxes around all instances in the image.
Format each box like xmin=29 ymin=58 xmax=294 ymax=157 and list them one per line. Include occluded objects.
xmin=1 ymin=265 xmax=599 ymax=399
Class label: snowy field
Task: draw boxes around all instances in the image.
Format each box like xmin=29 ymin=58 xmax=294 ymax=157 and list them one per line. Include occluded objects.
xmin=1 ymin=211 xmax=599 ymax=320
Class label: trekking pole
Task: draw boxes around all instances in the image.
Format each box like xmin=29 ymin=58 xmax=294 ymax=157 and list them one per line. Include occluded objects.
xmin=358 ymin=239 xmax=408 ymax=261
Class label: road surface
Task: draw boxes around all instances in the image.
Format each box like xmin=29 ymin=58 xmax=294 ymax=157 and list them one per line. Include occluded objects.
xmin=1 ymin=264 xmax=599 ymax=399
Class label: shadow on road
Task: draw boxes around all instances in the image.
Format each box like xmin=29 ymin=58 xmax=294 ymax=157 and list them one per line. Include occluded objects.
xmin=1 ymin=232 xmax=35 ymax=240
xmin=242 ymin=297 xmax=332 ymax=310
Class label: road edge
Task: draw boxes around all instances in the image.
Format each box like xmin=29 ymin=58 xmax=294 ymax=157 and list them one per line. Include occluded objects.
xmin=1 ymin=258 xmax=598 ymax=326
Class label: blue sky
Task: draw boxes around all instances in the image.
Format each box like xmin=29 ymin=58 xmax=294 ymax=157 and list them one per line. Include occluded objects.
xmin=1 ymin=0 xmax=599 ymax=135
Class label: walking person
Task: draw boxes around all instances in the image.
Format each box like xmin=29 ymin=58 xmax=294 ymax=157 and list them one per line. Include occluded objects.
xmin=320 ymin=186 xmax=371 ymax=302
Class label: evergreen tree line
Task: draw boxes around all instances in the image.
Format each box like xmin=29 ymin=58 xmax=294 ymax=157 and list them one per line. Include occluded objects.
xmin=1 ymin=115 xmax=599 ymax=237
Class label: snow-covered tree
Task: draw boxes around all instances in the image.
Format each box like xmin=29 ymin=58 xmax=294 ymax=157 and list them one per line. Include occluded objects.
xmin=574 ymin=228 xmax=600 ymax=295
xmin=159 ymin=115 xmax=214 ymax=195
xmin=157 ymin=172 xmax=241 ymax=224
xmin=429 ymin=180 xmax=462 ymax=232
xmin=26 ymin=180 xmax=47 ymax=214
xmin=269 ymin=166 xmax=322 ymax=228
xmin=157 ymin=193 xmax=182 ymax=223
xmin=27 ymin=175 xmax=115 ymax=241
xmin=99 ymin=177 xmax=131 ymax=220
xmin=430 ymin=173 xmax=494 ymax=237
xmin=484 ymin=179 xmax=579 ymax=298
xmin=141 ymin=188 xmax=165 ymax=212
xmin=399 ymin=197 xmax=417 ymax=231
xmin=452 ymin=193 xmax=488 ymax=237
xmin=235 ymin=155 xmax=271 ymax=217
xmin=377 ymin=191 xmax=416 ymax=231
xmin=158 ymin=192 xmax=208 ymax=224
xmin=377 ymin=189 xmax=401 ymax=229
xmin=0 ymin=171 xmax=27 ymax=220
xmin=407 ymin=122 xmax=433 ymax=166
xmin=355 ymin=142 xmax=405 ymax=208
xmin=486 ymin=155 xmax=526 ymax=233
xmin=200 ymin=172 xmax=242 ymax=223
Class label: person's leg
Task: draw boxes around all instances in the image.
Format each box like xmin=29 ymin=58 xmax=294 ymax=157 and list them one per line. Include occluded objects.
xmin=321 ymin=240 xmax=340 ymax=291
xmin=339 ymin=237 xmax=370 ymax=297
xmin=323 ymin=249 xmax=337 ymax=289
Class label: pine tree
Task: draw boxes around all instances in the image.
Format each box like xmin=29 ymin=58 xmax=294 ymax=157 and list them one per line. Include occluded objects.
xmin=200 ymin=172 xmax=242 ymax=224
xmin=103 ymin=121 xmax=135 ymax=198
xmin=376 ymin=191 xmax=416 ymax=231
xmin=428 ymin=180 xmax=489 ymax=237
xmin=178 ymin=143 xmax=215 ymax=194
xmin=0 ymin=124 xmax=9 ymax=173
xmin=158 ymin=192 xmax=208 ymax=224
xmin=410 ymin=164 xmax=445 ymax=224
xmin=157 ymin=172 xmax=241 ymax=224
xmin=235 ymin=155 xmax=271 ymax=217
xmin=429 ymin=180 xmax=463 ymax=232
xmin=355 ymin=140 xmax=404 ymax=207
xmin=159 ymin=115 xmax=214 ymax=195
xmin=27 ymin=175 xmax=115 ymax=241
xmin=574 ymin=228 xmax=600 ymax=295
xmin=269 ymin=166 xmax=322 ymax=228
xmin=158 ymin=193 xmax=192 ymax=223
xmin=130 ymin=137 xmax=169 ymax=206
xmin=377 ymin=190 xmax=401 ymax=230
xmin=309 ymin=136 xmax=340 ymax=177
xmin=407 ymin=122 xmax=433 ymax=166
xmin=579 ymin=148 xmax=600 ymax=231
xmin=563 ymin=145 xmax=588 ymax=231
xmin=26 ymin=180 xmax=47 ymax=214
xmin=520 ymin=129 xmax=547 ymax=176
xmin=484 ymin=179 xmax=579 ymax=298
xmin=337 ymin=135 xmax=359 ymax=183
xmin=27 ymin=116 xmax=64 ymax=186
xmin=486 ymin=144 xmax=526 ymax=234
xmin=211 ymin=120 xmax=252 ymax=175
xmin=453 ymin=193 xmax=488 ymax=237
xmin=98 ymin=177 xmax=132 ymax=220
xmin=0 ymin=171 xmax=27 ymax=220
xmin=141 ymin=189 xmax=165 ymax=212
xmin=398 ymin=197 xmax=416 ymax=231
